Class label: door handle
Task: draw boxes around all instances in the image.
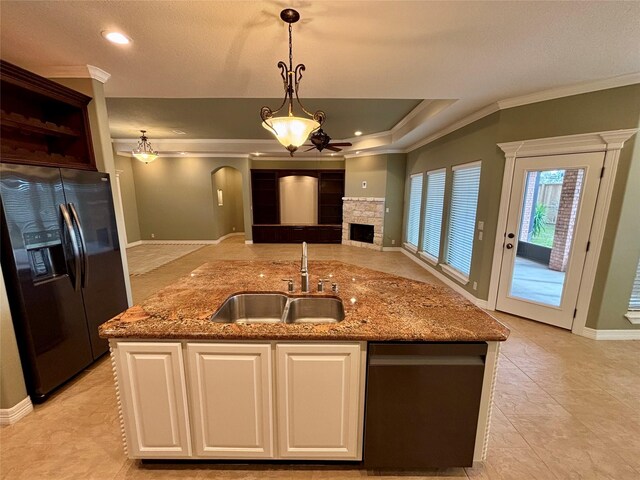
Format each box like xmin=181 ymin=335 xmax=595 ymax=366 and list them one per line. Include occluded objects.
xmin=68 ymin=203 xmax=88 ymax=288
xmin=506 ymin=243 xmax=513 ymax=249
xmin=60 ymin=204 xmax=81 ymax=292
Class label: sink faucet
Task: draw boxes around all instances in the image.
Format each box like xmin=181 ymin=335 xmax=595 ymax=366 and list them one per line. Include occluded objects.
xmin=300 ymin=241 xmax=309 ymax=292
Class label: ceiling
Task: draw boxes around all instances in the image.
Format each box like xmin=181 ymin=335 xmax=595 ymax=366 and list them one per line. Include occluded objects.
xmin=2 ymin=1 xmax=640 ymax=156
xmin=105 ymin=98 xmax=423 ymax=140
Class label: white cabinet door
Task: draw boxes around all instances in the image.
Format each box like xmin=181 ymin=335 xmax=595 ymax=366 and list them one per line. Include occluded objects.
xmin=276 ymin=343 xmax=365 ymax=460
xmin=116 ymin=342 xmax=191 ymax=458
xmin=186 ymin=343 xmax=274 ymax=458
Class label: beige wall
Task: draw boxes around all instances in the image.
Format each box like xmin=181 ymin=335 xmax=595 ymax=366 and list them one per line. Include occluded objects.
xmin=132 ymin=156 xmax=252 ymax=241
xmin=251 ymin=160 xmax=345 ymax=170
xmin=346 ymin=154 xmax=407 ymax=247
xmin=405 ymin=113 xmax=501 ymax=299
xmin=114 ymin=155 xmax=141 ymax=244
xmin=0 ymin=272 xmax=28 ymax=409
xmin=383 ymin=154 xmax=407 ymax=247
xmin=211 ymin=166 xmax=245 ymax=238
xmin=345 ymin=155 xmax=388 ymax=198
xmin=403 ymin=84 xmax=640 ymax=330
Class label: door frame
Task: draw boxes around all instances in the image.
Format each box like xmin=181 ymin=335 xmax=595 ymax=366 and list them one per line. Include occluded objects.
xmin=487 ymin=129 xmax=638 ymax=336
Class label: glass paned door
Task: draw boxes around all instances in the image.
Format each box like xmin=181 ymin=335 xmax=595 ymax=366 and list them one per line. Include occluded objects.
xmin=496 ymin=153 xmax=604 ymax=329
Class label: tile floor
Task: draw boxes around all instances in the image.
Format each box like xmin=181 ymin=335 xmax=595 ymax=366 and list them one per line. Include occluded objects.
xmin=1 ymin=237 xmax=639 ymax=479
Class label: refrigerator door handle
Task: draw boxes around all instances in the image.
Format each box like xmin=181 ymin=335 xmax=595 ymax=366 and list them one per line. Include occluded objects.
xmin=68 ymin=202 xmax=88 ymax=288
xmin=59 ymin=203 xmax=81 ymax=292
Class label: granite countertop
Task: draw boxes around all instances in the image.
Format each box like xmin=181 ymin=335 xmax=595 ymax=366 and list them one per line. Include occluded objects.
xmin=99 ymin=260 xmax=510 ymax=342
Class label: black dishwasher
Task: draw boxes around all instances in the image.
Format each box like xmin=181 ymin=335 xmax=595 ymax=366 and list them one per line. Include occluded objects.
xmin=364 ymin=342 xmax=487 ymax=469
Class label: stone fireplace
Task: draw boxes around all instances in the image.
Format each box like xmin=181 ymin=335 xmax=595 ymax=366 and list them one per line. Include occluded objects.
xmin=342 ymin=197 xmax=384 ymax=250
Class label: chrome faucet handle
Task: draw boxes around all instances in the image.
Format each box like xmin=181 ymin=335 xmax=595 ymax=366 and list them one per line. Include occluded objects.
xmin=317 ymin=279 xmax=327 ymax=292
xmin=281 ymin=278 xmax=294 ymax=293
xmin=331 ymin=282 xmax=339 ymax=294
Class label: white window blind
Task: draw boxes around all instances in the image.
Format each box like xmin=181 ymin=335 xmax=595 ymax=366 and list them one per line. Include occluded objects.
xmin=630 ymin=260 xmax=640 ymax=310
xmin=421 ymin=169 xmax=446 ymax=260
xmin=445 ymin=162 xmax=481 ymax=278
xmin=406 ymin=174 xmax=423 ymax=248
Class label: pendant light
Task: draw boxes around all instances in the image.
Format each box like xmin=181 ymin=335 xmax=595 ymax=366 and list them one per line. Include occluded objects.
xmin=132 ymin=130 xmax=159 ymax=164
xmin=260 ymin=8 xmax=325 ymax=156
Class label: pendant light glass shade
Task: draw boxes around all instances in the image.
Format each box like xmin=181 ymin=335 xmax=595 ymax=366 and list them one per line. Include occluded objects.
xmin=132 ymin=130 xmax=159 ymax=164
xmin=260 ymin=9 xmax=325 ymax=156
xmin=262 ymin=116 xmax=320 ymax=151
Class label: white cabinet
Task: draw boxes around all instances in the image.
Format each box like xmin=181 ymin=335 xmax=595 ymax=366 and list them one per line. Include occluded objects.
xmin=276 ymin=343 xmax=365 ymax=460
xmin=112 ymin=340 xmax=366 ymax=461
xmin=185 ymin=343 xmax=274 ymax=458
xmin=115 ymin=342 xmax=191 ymax=458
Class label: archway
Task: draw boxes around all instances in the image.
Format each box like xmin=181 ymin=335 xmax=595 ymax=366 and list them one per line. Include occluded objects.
xmin=211 ymin=166 xmax=245 ymax=241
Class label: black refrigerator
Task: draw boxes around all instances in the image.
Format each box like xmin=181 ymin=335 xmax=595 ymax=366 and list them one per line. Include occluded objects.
xmin=0 ymin=163 xmax=129 ymax=401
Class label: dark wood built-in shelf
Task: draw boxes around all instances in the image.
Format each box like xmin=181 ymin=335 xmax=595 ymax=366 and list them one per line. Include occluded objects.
xmin=251 ymin=169 xmax=345 ymax=244
xmin=0 ymin=60 xmax=96 ymax=171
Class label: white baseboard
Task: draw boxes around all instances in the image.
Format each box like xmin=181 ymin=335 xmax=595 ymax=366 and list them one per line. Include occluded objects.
xmin=244 ymin=240 xmax=254 ymax=245
xmin=581 ymin=327 xmax=640 ymax=340
xmin=400 ymin=248 xmax=489 ymax=309
xmin=129 ymin=233 xmax=245 ymax=247
xmin=0 ymin=396 xmax=33 ymax=425
xmin=382 ymin=247 xmax=402 ymax=252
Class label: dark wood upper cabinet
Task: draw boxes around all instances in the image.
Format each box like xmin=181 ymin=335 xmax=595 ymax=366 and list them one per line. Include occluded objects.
xmin=1 ymin=60 xmax=96 ymax=171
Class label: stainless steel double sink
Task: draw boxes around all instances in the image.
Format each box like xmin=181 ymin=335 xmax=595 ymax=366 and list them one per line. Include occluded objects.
xmin=210 ymin=293 xmax=345 ymax=324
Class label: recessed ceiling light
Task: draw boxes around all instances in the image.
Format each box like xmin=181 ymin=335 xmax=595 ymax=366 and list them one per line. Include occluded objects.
xmin=355 ymin=151 xmax=361 ymax=154
xmin=330 ymin=153 xmax=335 ymax=156
xmin=253 ymin=152 xmax=261 ymax=156
xmin=172 ymin=129 xmax=187 ymax=135
xmin=101 ymin=31 xmax=131 ymax=45
xmin=180 ymin=152 xmax=187 ymax=155
xmin=354 ymin=131 xmax=362 ymax=136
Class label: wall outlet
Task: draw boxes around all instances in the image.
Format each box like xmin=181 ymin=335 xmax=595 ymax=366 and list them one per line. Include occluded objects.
xmin=151 ymin=233 xmax=155 ymax=239
xmin=232 ymin=227 xmax=236 ymax=231
xmin=478 ymin=231 xmax=483 ymax=241
xmin=391 ymin=239 xmax=396 ymax=245
xmin=473 ymin=281 xmax=478 ymax=291
xmin=362 ymin=181 xmax=367 ymax=189
xmin=478 ymin=221 xmax=484 ymax=231
xmin=386 ymin=207 xmax=390 ymax=213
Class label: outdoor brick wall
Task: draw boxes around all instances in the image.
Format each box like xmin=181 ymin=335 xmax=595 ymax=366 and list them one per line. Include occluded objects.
xmin=342 ymin=197 xmax=385 ymax=250
xmin=549 ymin=169 xmax=583 ymax=272
xmin=520 ymin=172 xmax=539 ymax=242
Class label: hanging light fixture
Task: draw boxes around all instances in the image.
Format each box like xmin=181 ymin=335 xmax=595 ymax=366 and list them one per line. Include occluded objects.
xmin=132 ymin=130 xmax=159 ymax=164
xmin=260 ymin=8 xmax=325 ymax=156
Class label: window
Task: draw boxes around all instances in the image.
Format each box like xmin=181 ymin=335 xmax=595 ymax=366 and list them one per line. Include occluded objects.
xmin=420 ymin=169 xmax=446 ymax=262
xmin=405 ymin=173 xmax=423 ymax=250
xmin=444 ymin=162 xmax=481 ymax=281
xmin=629 ymin=260 xmax=640 ymax=311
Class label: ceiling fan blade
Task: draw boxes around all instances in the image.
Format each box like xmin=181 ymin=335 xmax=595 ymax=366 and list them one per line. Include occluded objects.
xmin=303 ymin=146 xmax=317 ymax=152
xmin=328 ymin=142 xmax=352 ymax=147
xmin=326 ymin=145 xmax=342 ymax=152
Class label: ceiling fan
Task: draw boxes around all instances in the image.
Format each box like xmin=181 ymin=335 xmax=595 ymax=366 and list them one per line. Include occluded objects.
xmin=303 ymin=129 xmax=352 ymax=153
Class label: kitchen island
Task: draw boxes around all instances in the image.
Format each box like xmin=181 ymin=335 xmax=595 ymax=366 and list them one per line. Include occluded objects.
xmin=100 ymin=260 xmax=509 ymax=468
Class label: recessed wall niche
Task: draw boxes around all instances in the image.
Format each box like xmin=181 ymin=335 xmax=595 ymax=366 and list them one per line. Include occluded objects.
xmin=279 ymin=175 xmax=318 ymax=224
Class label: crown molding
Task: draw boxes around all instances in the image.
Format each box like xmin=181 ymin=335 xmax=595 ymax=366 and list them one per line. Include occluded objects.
xmin=497 ymin=72 xmax=640 ymax=109
xmin=34 ymin=64 xmax=111 ymax=83
xmin=343 ymin=149 xmax=404 ymax=159
xmin=497 ymin=128 xmax=638 ymax=158
xmin=250 ymin=155 xmax=345 ymax=162
xmin=405 ymin=103 xmax=500 ymax=153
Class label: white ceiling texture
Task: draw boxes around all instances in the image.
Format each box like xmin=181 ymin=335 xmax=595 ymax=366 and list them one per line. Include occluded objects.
xmin=1 ymin=1 xmax=639 ymax=157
